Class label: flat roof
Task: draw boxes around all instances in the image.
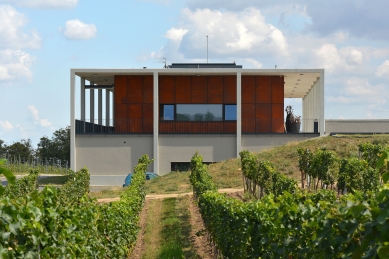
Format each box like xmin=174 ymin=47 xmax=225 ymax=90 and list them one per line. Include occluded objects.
xmin=72 ymin=68 xmax=323 ymax=99
xmin=168 ymin=63 xmax=243 ymax=68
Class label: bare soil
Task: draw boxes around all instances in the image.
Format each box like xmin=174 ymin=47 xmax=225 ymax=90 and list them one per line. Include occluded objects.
xmin=128 ymin=200 xmax=149 ymax=259
xmin=187 ymin=196 xmax=214 ymax=259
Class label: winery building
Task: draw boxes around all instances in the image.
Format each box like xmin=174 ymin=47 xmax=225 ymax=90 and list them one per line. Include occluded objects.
xmin=70 ymin=63 xmax=325 ymax=185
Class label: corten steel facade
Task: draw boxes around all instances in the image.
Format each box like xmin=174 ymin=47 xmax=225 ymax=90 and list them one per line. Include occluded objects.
xmin=70 ymin=67 xmax=324 ymax=186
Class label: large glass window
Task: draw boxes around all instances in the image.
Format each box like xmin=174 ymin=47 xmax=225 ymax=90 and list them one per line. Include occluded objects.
xmin=224 ymin=105 xmax=237 ymax=121
xmin=176 ymin=104 xmax=223 ymax=121
xmin=162 ymin=105 xmax=174 ymax=120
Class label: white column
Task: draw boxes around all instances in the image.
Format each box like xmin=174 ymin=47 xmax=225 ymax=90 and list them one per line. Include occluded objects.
xmin=236 ymin=72 xmax=242 ymax=157
xmin=98 ymin=89 xmax=102 ymax=125
xmin=90 ymin=82 xmax=95 ymax=124
xmin=70 ymin=70 xmax=76 ymax=171
xmin=106 ymin=89 xmax=110 ymax=126
xmin=153 ymin=72 xmax=159 ymax=175
xmin=319 ymin=70 xmax=325 ymax=135
xmin=81 ymin=77 xmax=85 ymax=121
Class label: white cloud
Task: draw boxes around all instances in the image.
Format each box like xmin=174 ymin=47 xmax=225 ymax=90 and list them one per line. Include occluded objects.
xmin=246 ymin=58 xmax=262 ymax=68
xmin=0 ymin=0 xmax=78 ymax=8
xmin=164 ymin=27 xmax=188 ymax=41
xmin=0 ymin=120 xmax=13 ymax=131
xmin=0 ymin=5 xmax=41 ymax=49
xmin=63 ymin=19 xmax=97 ymax=40
xmin=155 ymin=8 xmax=288 ymax=61
xmin=27 ymin=105 xmax=53 ymax=128
xmin=376 ymin=60 xmax=389 ymax=79
xmin=0 ymin=49 xmax=34 ymax=82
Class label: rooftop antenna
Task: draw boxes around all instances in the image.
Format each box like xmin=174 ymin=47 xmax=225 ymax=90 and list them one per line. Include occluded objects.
xmin=206 ymin=35 xmax=208 ymax=63
xmin=163 ymin=57 xmax=167 ymax=68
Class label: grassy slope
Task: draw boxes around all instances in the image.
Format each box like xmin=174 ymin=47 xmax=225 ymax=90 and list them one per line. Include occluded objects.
xmin=90 ymin=134 xmax=389 ymax=199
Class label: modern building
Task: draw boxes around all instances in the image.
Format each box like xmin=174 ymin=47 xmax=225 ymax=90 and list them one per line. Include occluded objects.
xmin=70 ymin=63 xmax=325 ymax=185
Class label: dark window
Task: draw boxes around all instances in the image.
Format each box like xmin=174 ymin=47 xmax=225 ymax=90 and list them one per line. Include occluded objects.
xmin=176 ymin=104 xmax=223 ymax=121
xmin=161 ymin=104 xmax=174 ymax=120
xmin=224 ymin=105 xmax=237 ymax=121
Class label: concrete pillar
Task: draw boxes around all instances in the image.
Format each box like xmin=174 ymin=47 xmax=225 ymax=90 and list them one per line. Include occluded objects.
xmin=70 ymin=70 xmax=76 ymax=171
xmin=153 ymin=72 xmax=159 ymax=174
xmin=106 ymin=89 xmax=110 ymax=126
xmin=81 ymin=77 xmax=85 ymax=121
xmin=236 ymin=72 xmax=241 ymax=157
xmin=319 ymin=70 xmax=325 ymax=135
xmin=90 ymin=82 xmax=95 ymax=124
xmin=98 ymin=89 xmax=102 ymax=125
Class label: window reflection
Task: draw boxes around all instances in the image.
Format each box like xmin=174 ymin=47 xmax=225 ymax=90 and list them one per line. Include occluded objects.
xmin=176 ymin=104 xmax=222 ymax=121
xmin=225 ymin=105 xmax=237 ymax=121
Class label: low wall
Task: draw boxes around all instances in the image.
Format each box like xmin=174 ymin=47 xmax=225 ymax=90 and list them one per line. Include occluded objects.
xmin=75 ymin=135 xmax=153 ymax=179
xmin=159 ymin=135 xmax=236 ymax=175
xmin=325 ymin=120 xmax=389 ymax=134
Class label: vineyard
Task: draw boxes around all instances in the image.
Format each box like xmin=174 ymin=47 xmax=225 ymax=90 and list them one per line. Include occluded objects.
xmin=190 ymin=143 xmax=389 ymax=258
xmin=0 ymin=155 xmax=152 ymax=258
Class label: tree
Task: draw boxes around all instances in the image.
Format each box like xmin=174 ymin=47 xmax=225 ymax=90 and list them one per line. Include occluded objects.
xmin=0 ymin=139 xmax=6 ymax=156
xmin=6 ymin=139 xmax=34 ymax=161
xmin=37 ymin=126 xmax=70 ymax=164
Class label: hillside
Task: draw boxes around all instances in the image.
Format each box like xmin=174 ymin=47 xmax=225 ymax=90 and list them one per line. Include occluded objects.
xmin=90 ymin=134 xmax=389 ymax=199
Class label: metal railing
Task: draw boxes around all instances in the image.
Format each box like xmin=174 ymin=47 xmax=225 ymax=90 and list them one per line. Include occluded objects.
xmin=75 ymin=118 xmax=320 ymax=135
xmin=159 ymin=120 xmax=236 ymax=134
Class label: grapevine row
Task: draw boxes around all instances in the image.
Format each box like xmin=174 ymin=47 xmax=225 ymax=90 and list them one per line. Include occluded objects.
xmin=190 ymin=151 xmax=389 ymax=258
xmin=0 ymin=155 xmax=152 ymax=258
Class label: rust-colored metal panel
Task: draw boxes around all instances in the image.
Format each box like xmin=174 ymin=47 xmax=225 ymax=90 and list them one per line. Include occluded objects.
xmin=143 ymin=118 xmax=153 ymax=133
xmin=256 ymin=119 xmax=272 ymax=133
xmin=224 ymin=76 xmax=237 ymax=103
xmin=242 ymin=76 xmax=255 ymax=104
xmin=224 ymin=121 xmax=237 ymax=133
xmin=272 ymin=104 xmax=284 ymax=119
xmin=159 ymin=121 xmax=174 ymax=134
xmin=242 ymin=104 xmax=255 ymax=119
xmin=127 ymin=104 xmax=142 ymax=133
xmin=114 ymin=76 xmax=127 ymax=104
xmin=127 ymin=76 xmax=143 ymax=104
xmin=114 ymin=103 xmax=126 ymax=119
xmin=127 ymin=104 xmax=143 ymax=119
xmin=242 ymin=119 xmax=255 ymax=133
xmin=207 ymin=122 xmax=223 ymax=133
xmin=114 ymin=103 xmax=127 ymax=133
xmin=175 ymin=76 xmax=191 ymax=104
xmin=256 ymin=104 xmax=272 ymax=119
xmin=207 ymin=76 xmax=223 ymax=104
xmin=159 ymin=76 xmax=175 ymax=103
xmin=143 ymin=104 xmax=153 ymax=119
xmin=271 ymin=76 xmax=284 ymax=104
xmin=272 ymin=119 xmax=284 ymax=133
xmin=143 ymin=76 xmax=153 ymax=104
xmin=191 ymin=76 xmax=207 ymax=103
xmin=256 ymin=76 xmax=272 ymax=104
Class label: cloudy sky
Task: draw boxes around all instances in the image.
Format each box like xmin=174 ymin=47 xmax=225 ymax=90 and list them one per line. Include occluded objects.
xmin=1 ymin=0 xmax=389 ymax=146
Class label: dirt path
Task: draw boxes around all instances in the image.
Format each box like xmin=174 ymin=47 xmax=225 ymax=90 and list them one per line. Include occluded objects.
xmin=128 ymin=200 xmax=149 ymax=259
xmin=97 ymin=188 xmax=244 ymax=203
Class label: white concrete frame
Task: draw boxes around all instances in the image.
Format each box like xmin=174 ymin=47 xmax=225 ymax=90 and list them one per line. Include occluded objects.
xmin=71 ymin=68 xmax=325 ymax=172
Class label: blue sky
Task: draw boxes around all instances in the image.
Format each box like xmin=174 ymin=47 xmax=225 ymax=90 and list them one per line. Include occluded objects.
xmin=1 ymin=0 xmax=389 ymax=147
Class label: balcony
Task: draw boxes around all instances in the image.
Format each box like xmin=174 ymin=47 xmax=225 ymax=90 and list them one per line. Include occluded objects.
xmin=75 ymin=118 xmax=319 ymax=135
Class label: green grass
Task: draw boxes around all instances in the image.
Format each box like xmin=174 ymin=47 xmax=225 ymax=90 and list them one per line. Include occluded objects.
xmin=38 ymin=175 xmax=69 ymax=185
xmin=91 ymin=134 xmax=389 ymax=199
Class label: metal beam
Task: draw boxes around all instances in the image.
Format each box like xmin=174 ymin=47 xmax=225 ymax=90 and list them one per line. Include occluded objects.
xmin=98 ymin=89 xmax=102 ymax=125
xmin=106 ymin=89 xmax=110 ymax=126
xmin=81 ymin=77 xmax=85 ymax=121
xmin=85 ymin=85 xmax=114 ymax=89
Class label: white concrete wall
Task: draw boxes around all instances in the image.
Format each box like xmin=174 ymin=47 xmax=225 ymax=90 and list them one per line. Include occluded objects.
xmin=325 ymin=120 xmax=389 ymax=134
xmin=75 ymin=135 xmax=153 ymax=177
xmin=302 ymin=79 xmax=321 ymax=133
xmin=158 ymin=135 xmax=236 ymax=175
xmin=242 ymin=134 xmax=319 ymax=152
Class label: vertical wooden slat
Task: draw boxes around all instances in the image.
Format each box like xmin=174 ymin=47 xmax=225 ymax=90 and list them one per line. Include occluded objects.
xmin=223 ymin=76 xmax=237 ymax=103
xmin=127 ymin=76 xmax=143 ymax=103
xmin=256 ymin=76 xmax=272 ymax=104
xmin=159 ymin=76 xmax=175 ymax=103
xmin=114 ymin=76 xmax=127 ymax=104
xmin=143 ymin=76 xmax=153 ymax=104
xmin=207 ymin=76 xmax=223 ymax=104
xmin=191 ymin=76 xmax=207 ymax=103
xmin=242 ymin=76 xmax=255 ymax=104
